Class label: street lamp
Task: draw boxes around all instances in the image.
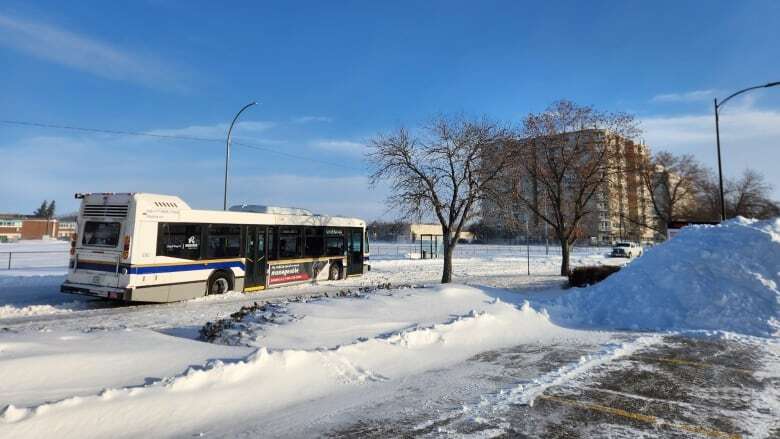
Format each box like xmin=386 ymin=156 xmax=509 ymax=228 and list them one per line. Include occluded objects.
xmin=224 ymin=101 xmax=257 ymax=210
xmin=713 ymin=82 xmax=780 ymax=221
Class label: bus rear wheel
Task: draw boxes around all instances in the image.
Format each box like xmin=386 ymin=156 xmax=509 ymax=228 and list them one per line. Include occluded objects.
xmin=328 ymin=262 xmax=342 ymax=281
xmin=207 ymin=272 xmax=232 ymax=295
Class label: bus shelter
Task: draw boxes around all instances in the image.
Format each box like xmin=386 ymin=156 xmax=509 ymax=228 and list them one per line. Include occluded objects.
xmin=419 ymin=234 xmax=441 ymax=259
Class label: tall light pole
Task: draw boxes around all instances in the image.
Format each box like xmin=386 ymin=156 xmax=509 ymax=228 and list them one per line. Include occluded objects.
xmin=714 ymin=82 xmax=779 ymax=221
xmin=224 ymin=101 xmax=257 ymax=210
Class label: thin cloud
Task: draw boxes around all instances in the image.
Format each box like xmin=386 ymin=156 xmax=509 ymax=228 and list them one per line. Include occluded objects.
xmin=292 ymin=116 xmax=333 ymax=124
xmin=0 ymin=134 xmax=384 ymax=218
xmin=310 ymin=139 xmax=366 ymax=155
xmin=0 ymin=12 xmax=181 ymax=90
xmin=231 ymin=174 xmax=386 ymax=219
xmin=651 ymin=89 xmax=714 ymax=103
xmin=149 ymin=121 xmax=277 ymax=139
xmin=641 ymin=102 xmax=780 ymax=197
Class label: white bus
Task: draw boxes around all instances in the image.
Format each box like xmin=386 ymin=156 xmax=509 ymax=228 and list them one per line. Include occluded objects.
xmin=61 ymin=193 xmax=369 ymax=302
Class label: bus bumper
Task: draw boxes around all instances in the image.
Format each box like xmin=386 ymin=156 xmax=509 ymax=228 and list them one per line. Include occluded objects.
xmin=61 ymin=281 xmax=131 ymax=300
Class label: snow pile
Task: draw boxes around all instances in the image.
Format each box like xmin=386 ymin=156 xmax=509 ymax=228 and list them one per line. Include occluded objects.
xmin=0 ymin=303 xmax=70 ymax=319
xmin=558 ymin=217 xmax=780 ymax=337
xmin=0 ymin=275 xmax=90 ymax=319
xmin=0 ymin=286 xmax=598 ymax=438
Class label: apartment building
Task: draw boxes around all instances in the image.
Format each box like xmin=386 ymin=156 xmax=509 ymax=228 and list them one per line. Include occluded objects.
xmin=483 ymin=129 xmax=660 ymax=244
xmin=587 ymin=130 xmax=658 ymax=243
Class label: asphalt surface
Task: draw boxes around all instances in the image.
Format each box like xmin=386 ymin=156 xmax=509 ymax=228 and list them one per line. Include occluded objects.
xmin=325 ymin=335 xmax=779 ymax=439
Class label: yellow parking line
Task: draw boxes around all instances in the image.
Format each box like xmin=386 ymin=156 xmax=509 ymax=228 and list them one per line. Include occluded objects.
xmin=631 ymin=355 xmax=755 ymax=374
xmin=537 ymin=394 xmax=742 ymax=439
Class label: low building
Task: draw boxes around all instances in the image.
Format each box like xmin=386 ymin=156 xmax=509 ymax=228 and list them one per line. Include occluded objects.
xmin=407 ymin=224 xmax=475 ymax=243
xmin=0 ymin=217 xmax=24 ymax=242
xmin=0 ymin=215 xmax=62 ymax=242
xmin=21 ymin=218 xmax=59 ymax=240
xmin=56 ymin=221 xmax=77 ymax=240
xmin=367 ymin=222 xmax=476 ymax=243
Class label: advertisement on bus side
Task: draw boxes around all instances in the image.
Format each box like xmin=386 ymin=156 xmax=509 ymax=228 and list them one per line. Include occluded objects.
xmin=268 ymin=260 xmax=329 ymax=285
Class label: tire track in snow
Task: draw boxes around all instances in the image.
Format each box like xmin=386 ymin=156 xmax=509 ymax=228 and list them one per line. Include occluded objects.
xmin=454 ymin=335 xmax=663 ymax=431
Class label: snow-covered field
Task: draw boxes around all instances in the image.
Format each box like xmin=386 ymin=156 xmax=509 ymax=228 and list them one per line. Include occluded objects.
xmin=1 ymin=222 xmax=778 ymax=438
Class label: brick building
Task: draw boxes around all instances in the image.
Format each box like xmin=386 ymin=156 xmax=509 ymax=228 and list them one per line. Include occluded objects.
xmin=0 ymin=215 xmax=63 ymax=242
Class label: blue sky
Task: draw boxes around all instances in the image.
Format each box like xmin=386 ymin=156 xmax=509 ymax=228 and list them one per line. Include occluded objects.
xmin=1 ymin=1 xmax=779 ymax=219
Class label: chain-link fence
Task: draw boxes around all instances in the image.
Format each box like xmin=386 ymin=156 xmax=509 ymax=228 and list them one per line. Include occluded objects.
xmin=0 ymin=251 xmax=70 ymax=270
xmin=370 ymin=242 xmax=610 ymax=260
xmin=0 ymin=243 xmax=612 ymax=269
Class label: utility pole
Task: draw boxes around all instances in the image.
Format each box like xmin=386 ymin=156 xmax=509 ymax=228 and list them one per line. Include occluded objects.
xmin=713 ymin=82 xmax=779 ymax=221
xmin=224 ymin=101 xmax=258 ymax=210
xmin=714 ymin=98 xmax=725 ymax=221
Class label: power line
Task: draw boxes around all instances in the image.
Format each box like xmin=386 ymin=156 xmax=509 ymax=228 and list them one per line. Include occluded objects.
xmin=0 ymin=119 xmax=364 ymax=171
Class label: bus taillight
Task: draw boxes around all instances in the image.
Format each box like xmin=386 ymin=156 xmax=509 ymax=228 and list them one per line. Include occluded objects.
xmin=122 ymin=235 xmax=131 ymax=259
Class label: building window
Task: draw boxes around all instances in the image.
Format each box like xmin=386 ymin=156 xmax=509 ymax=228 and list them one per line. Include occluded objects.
xmin=0 ymin=220 xmax=23 ymax=228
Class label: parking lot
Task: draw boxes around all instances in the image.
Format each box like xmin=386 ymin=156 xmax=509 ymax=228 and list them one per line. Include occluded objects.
xmin=326 ymin=334 xmax=780 ymax=438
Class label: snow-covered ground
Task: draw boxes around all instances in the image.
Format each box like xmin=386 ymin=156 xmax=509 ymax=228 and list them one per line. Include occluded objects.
xmin=0 ymin=224 xmax=778 ymax=438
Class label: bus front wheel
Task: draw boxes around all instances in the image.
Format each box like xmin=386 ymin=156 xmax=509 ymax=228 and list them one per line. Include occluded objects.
xmin=207 ymin=272 xmax=232 ymax=295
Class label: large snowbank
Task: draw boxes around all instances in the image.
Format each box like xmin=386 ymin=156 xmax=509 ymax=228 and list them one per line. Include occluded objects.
xmin=556 ymin=217 xmax=780 ymax=337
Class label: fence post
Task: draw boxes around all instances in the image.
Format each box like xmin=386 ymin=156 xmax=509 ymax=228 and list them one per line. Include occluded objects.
xmin=7 ymin=252 xmax=11 ymax=270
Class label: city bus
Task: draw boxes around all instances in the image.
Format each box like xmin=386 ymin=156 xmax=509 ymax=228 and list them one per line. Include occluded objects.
xmin=61 ymin=193 xmax=369 ymax=302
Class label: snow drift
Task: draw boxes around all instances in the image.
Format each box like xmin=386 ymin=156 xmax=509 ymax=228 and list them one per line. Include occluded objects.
xmin=0 ymin=286 xmax=603 ymax=438
xmin=558 ymin=217 xmax=780 ymax=337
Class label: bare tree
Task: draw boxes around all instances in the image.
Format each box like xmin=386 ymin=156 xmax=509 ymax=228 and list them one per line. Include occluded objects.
xmin=495 ymin=100 xmax=640 ymax=276
xmin=368 ymin=115 xmax=510 ymax=283
xmin=727 ymin=168 xmax=779 ymax=218
xmin=637 ymin=151 xmax=706 ymax=233
xmin=691 ymin=168 xmax=780 ymax=220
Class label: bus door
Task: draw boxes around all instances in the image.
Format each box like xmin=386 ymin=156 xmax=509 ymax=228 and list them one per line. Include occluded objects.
xmin=244 ymin=226 xmax=267 ymax=290
xmin=347 ymin=228 xmax=363 ymax=275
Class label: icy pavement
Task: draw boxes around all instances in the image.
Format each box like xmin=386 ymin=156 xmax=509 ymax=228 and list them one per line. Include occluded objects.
xmin=321 ymin=334 xmax=780 ymax=438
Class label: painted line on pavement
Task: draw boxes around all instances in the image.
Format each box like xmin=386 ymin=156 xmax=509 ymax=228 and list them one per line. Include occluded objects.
xmin=537 ymin=394 xmax=742 ymax=439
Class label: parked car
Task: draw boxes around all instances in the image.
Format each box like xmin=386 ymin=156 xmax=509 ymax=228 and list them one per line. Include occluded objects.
xmin=611 ymin=241 xmax=643 ymax=258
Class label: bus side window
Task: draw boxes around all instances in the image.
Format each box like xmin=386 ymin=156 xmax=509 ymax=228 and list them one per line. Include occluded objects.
xmin=157 ymin=223 xmax=202 ymax=260
xmin=325 ymin=228 xmax=344 ymax=256
xmin=206 ymin=224 xmax=241 ymax=259
xmin=278 ymin=227 xmax=299 ymax=259
xmin=304 ymin=227 xmax=324 ymax=257
xmin=268 ymin=227 xmax=277 ymax=260
xmin=350 ymin=228 xmax=362 ymax=253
